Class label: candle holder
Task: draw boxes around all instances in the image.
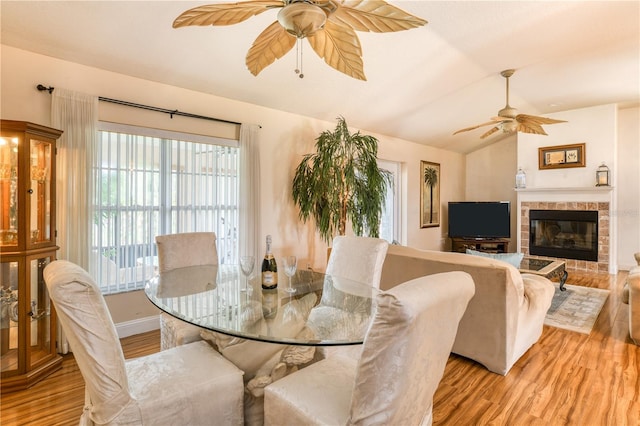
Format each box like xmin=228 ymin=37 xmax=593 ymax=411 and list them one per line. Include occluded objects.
xmin=596 ymin=162 xmax=610 ymax=187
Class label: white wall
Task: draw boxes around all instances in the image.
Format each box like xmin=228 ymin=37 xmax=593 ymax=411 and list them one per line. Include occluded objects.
xmin=517 ymin=104 xmax=617 ymax=188
xmin=1 ymin=45 xmax=466 ymax=323
xmin=465 ymin=134 xmax=518 ymax=251
xmin=617 ymin=107 xmax=640 ymax=270
xmin=516 ymin=103 xmax=640 ymax=271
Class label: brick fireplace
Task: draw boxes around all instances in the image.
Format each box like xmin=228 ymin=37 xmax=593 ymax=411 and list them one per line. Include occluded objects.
xmin=520 ymin=201 xmax=609 ymax=272
xmin=516 ymin=187 xmax=615 ymax=274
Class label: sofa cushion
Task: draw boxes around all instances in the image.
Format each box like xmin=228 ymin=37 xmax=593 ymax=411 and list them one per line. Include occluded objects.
xmin=466 ymin=249 xmax=524 ymax=269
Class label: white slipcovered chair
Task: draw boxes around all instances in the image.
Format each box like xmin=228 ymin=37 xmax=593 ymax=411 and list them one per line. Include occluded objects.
xmin=43 ymin=260 xmax=244 ymax=426
xmin=326 ymin=235 xmax=389 ymax=288
xmin=308 ymin=235 xmax=389 ymax=359
xmin=155 ymin=232 xmax=218 ymax=350
xmin=264 ymin=271 xmax=475 ymax=426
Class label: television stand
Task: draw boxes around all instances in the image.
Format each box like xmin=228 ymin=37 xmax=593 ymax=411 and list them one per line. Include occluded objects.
xmin=451 ymin=238 xmax=509 ymax=254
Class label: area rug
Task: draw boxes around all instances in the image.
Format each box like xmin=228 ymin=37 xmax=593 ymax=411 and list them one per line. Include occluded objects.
xmin=544 ymin=283 xmax=609 ymax=334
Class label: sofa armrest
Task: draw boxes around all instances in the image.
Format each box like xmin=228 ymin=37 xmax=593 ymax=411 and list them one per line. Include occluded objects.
xmin=521 ymin=274 xmax=555 ymax=311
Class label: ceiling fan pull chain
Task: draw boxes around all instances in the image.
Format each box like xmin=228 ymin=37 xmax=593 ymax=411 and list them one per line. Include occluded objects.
xmin=294 ymin=38 xmax=304 ymax=79
xmin=295 ymin=38 xmax=300 ymax=75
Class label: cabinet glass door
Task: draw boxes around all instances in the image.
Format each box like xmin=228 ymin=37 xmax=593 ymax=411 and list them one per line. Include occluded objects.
xmin=0 ymin=135 xmax=19 ymax=248
xmin=29 ymin=139 xmax=53 ymax=246
xmin=28 ymin=255 xmax=53 ymax=369
xmin=0 ymin=260 xmax=19 ymax=374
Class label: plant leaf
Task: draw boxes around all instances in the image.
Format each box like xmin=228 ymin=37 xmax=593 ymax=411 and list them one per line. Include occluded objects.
xmin=246 ymin=21 xmax=296 ymax=76
xmin=173 ymin=1 xmax=283 ymax=28
xmin=307 ymin=21 xmax=365 ymax=81
xmin=329 ymin=0 xmax=427 ymax=33
xmin=292 ymin=116 xmax=389 ymax=243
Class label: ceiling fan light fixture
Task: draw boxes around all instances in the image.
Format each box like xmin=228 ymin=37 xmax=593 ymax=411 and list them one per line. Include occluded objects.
xmin=502 ymin=120 xmax=517 ymax=133
xmin=277 ymin=2 xmax=327 ymax=38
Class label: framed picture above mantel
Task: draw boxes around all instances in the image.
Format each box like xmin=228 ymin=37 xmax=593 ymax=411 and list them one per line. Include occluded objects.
xmin=538 ymin=143 xmax=586 ymax=170
xmin=420 ymin=160 xmax=440 ymax=228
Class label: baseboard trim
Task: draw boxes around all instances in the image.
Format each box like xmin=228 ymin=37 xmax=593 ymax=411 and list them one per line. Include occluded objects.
xmin=115 ymin=315 xmax=160 ymax=339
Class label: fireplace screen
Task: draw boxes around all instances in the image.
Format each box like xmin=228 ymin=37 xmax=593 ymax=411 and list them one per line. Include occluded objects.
xmin=529 ymin=210 xmax=598 ymax=262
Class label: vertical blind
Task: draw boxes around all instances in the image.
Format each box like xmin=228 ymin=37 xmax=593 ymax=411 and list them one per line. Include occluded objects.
xmin=92 ymin=123 xmax=239 ymax=294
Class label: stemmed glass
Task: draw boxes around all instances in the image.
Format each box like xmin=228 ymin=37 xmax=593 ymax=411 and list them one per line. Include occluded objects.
xmin=283 ymin=255 xmax=297 ymax=294
xmin=239 ymin=256 xmax=255 ymax=295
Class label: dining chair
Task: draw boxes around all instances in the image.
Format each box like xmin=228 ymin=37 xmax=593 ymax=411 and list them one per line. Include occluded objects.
xmin=264 ymin=271 xmax=475 ymax=426
xmin=309 ymin=235 xmax=389 ymax=359
xmin=43 ymin=260 xmax=244 ymax=426
xmin=155 ymin=231 xmax=218 ymax=350
xmin=326 ymin=235 xmax=389 ymax=288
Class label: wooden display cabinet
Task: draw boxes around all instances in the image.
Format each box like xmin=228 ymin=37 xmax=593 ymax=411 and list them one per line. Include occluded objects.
xmin=0 ymin=120 xmax=63 ymax=393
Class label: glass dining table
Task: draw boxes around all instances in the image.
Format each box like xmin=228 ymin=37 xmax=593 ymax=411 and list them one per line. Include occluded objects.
xmin=144 ymin=265 xmax=379 ymax=346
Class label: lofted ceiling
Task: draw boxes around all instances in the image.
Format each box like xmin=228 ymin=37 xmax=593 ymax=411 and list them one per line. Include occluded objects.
xmin=1 ymin=1 xmax=638 ymax=154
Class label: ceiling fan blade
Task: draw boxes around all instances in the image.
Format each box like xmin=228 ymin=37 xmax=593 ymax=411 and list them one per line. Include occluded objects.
xmin=516 ymin=121 xmax=548 ymax=136
xmin=452 ymin=118 xmax=506 ymax=135
xmin=307 ymin=20 xmax=366 ymax=80
xmin=173 ymin=1 xmax=283 ymax=28
xmin=480 ymin=126 xmax=501 ymax=139
xmin=516 ymin=114 xmax=567 ymax=126
xmin=246 ymin=21 xmax=296 ymax=76
xmin=329 ymin=0 xmax=427 ymax=32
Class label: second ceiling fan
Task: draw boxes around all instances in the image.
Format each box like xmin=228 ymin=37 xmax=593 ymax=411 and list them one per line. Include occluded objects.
xmin=454 ymin=69 xmax=567 ymax=139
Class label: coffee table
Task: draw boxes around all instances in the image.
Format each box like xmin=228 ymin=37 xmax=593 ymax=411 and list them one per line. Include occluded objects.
xmin=519 ymin=257 xmax=569 ymax=291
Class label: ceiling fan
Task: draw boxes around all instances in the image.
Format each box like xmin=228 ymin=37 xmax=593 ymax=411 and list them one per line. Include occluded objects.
xmin=173 ymin=0 xmax=427 ymax=81
xmin=453 ymin=69 xmax=567 ymax=139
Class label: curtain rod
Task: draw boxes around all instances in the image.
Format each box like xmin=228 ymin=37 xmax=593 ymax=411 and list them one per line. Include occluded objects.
xmin=36 ymin=84 xmax=248 ymax=127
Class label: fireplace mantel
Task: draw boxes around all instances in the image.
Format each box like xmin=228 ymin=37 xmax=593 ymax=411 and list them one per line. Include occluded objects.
xmin=516 ymin=186 xmax=614 ymax=204
xmin=515 ymin=187 xmax=613 ymax=193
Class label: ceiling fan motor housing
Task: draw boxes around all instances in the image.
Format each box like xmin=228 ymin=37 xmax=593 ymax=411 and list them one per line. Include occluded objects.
xmin=277 ymin=2 xmax=328 ymax=38
xmin=498 ymin=105 xmax=518 ymax=119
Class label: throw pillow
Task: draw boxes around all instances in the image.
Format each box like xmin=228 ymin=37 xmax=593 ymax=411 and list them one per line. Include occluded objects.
xmin=466 ymin=249 xmax=524 ymax=268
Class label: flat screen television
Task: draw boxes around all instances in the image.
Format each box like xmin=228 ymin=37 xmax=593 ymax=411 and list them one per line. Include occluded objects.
xmin=448 ymin=201 xmax=511 ymax=239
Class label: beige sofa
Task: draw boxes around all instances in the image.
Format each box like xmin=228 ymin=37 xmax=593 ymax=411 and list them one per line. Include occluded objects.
xmin=380 ymin=245 xmax=555 ymax=375
xmin=622 ymin=253 xmax=640 ymax=345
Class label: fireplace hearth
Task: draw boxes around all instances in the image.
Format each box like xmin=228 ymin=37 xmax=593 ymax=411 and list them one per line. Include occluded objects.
xmin=529 ymin=210 xmax=598 ymax=261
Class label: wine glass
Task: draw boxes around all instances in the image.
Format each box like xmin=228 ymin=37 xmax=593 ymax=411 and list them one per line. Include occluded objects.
xmin=283 ymin=255 xmax=297 ymax=294
xmin=239 ymin=256 xmax=255 ymax=295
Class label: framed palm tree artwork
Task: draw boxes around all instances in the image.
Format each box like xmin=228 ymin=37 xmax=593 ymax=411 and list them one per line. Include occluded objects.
xmin=420 ymin=161 xmax=440 ymax=228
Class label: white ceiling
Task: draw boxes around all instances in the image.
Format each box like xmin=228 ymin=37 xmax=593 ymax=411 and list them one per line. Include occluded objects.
xmin=1 ymin=1 xmax=639 ymax=153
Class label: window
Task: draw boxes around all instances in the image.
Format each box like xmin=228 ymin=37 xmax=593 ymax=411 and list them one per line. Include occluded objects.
xmin=377 ymin=159 xmax=401 ymax=244
xmin=92 ymin=123 xmax=239 ymax=294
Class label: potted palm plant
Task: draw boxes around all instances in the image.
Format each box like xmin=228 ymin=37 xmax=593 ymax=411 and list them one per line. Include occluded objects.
xmin=292 ymin=116 xmax=391 ymax=244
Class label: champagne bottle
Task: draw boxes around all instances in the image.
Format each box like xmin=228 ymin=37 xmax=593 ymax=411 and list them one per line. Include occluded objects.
xmin=261 ymin=235 xmax=278 ymax=290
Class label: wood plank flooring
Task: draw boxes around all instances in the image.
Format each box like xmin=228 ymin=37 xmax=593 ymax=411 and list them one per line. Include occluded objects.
xmin=1 ymin=271 xmax=638 ymax=425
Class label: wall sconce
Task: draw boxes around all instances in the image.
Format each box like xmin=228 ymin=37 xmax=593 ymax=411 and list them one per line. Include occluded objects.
xmin=596 ymin=162 xmax=610 ymax=187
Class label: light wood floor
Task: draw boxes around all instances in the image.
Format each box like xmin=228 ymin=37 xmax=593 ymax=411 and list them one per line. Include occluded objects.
xmin=1 ymin=271 xmax=638 ymax=425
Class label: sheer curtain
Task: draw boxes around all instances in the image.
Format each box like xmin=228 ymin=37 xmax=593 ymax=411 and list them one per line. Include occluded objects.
xmin=238 ymin=124 xmax=261 ymax=264
xmin=51 ymin=88 xmax=98 ymax=268
xmin=51 ymin=88 xmax=98 ymax=354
